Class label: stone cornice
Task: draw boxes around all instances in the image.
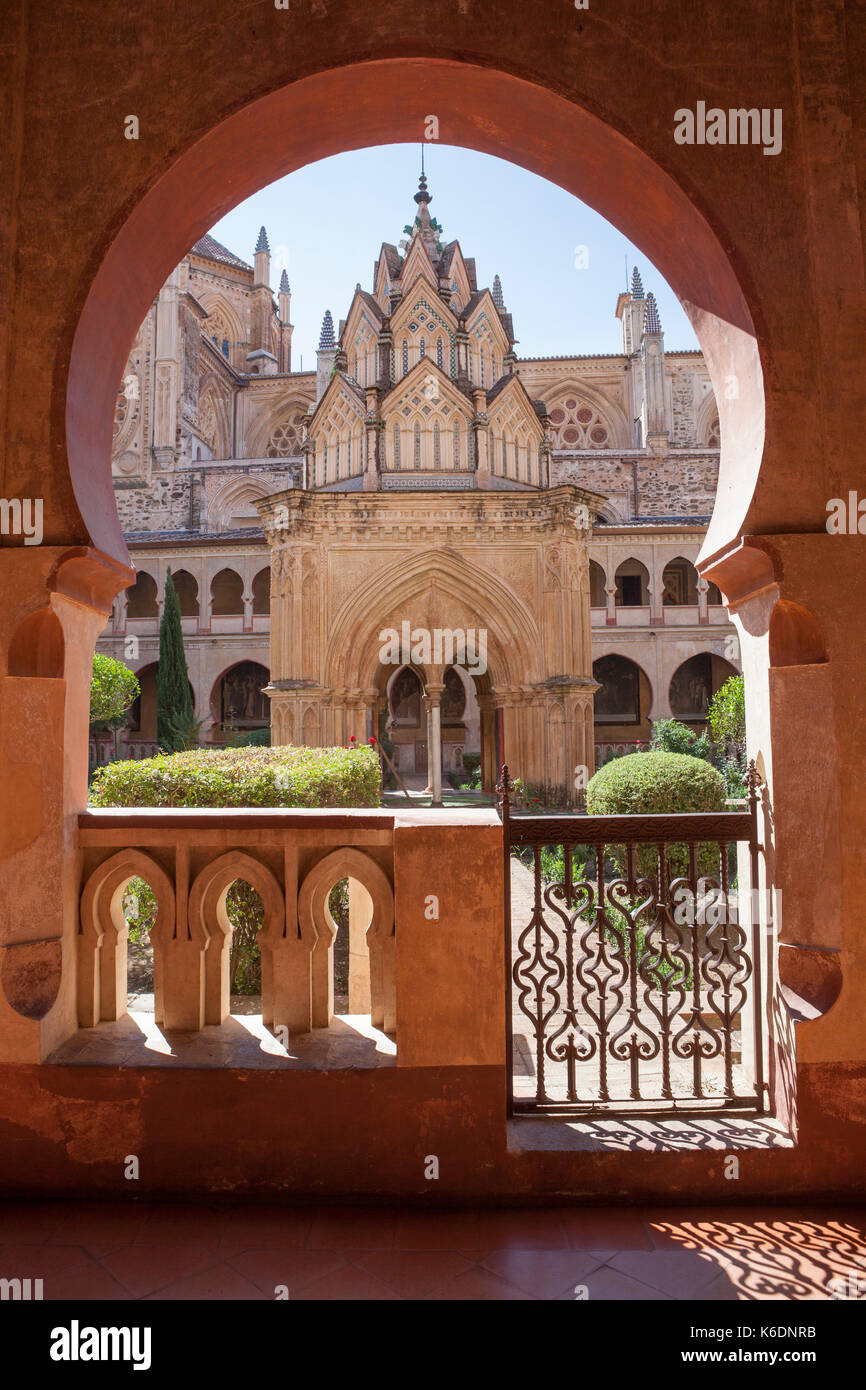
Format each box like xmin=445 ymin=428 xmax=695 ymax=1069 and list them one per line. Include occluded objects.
xmin=256 ymin=483 xmax=607 ymax=545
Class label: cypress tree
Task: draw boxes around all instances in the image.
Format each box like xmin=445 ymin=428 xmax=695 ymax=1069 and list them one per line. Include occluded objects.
xmin=157 ymin=568 xmax=194 ymax=751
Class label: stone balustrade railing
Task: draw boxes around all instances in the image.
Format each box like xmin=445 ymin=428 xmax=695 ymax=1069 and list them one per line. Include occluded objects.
xmin=77 ymin=809 xmax=397 ymax=1038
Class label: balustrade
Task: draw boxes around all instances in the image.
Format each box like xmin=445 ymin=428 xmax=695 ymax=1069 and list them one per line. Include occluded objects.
xmin=77 ymin=810 xmax=396 ymax=1037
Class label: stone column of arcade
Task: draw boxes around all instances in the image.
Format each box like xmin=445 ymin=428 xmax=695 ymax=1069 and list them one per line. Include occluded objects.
xmin=0 ymin=546 xmax=133 ymax=1063
xmin=427 ymin=683 xmax=444 ymax=807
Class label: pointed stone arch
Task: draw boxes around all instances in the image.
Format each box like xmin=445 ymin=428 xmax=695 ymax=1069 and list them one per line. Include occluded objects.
xmin=323 ymin=548 xmax=539 ymax=690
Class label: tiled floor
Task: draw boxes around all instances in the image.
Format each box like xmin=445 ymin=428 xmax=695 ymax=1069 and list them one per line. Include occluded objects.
xmin=0 ymin=1201 xmax=863 ymax=1299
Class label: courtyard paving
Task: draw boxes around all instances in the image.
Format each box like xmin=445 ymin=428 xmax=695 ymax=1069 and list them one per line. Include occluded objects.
xmin=0 ymin=1201 xmax=862 ymax=1300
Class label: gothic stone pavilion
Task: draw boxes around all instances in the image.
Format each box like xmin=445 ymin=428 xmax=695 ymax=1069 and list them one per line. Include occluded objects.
xmin=102 ymin=172 xmax=738 ymax=800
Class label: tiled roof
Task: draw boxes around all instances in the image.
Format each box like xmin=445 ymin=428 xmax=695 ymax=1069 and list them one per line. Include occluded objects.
xmin=191 ymin=234 xmax=252 ymax=271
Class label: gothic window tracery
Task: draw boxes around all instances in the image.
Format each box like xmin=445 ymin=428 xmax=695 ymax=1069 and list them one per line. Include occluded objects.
xmin=266 ymin=412 xmax=307 ymax=457
xmin=707 ymin=415 xmax=720 ymax=447
xmin=413 ymin=422 xmax=421 ymax=469
xmin=547 ymin=397 xmax=612 ymax=449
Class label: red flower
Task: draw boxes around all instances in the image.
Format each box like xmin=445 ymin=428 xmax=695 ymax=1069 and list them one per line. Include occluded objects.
xmin=349 ymin=734 xmax=356 ymax=743
xmin=368 ymin=737 xmax=376 ymax=745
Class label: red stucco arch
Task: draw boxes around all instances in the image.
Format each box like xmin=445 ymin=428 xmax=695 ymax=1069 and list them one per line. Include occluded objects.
xmin=65 ymin=58 xmax=763 ymax=568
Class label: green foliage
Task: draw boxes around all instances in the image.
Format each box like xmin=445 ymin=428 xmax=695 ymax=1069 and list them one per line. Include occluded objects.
xmin=157 ymin=568 xmax=194 ymax=752
xmin=708 ymin=675 xmax=746 ymax=754
xmin=238 ymin=727 xmax=271 ymax=747
xmin=122 ymin=876 xmax=156 ymax=944
xmin=163 ymin=708 xmax=209 ymax=753
xmin=650 ymin=718 xmax=712 ymax=761
xmin=90 ymin=654 xmax=139 ymax=731
xmin=587 ymin=750 xmax=727 ymax=879
xmin=226 ymin=879 xmax=263 ymax=994
xmin=89 ymin=743 xmax=382 ymax=809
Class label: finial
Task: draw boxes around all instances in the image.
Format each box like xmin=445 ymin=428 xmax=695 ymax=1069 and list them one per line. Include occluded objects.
xmin=496 ymin=763 xmax=514 ymax=811
xmin=414 ymin=169 xmax=431 ymax=207
xmin=318 ymin=309 xmax=335 ymax=350
xmin=255 ymin=225 xmax=270 ymax=255
xmin=279 ymin=269 xmax=290 ymax=293
xmin=492 ymin=275 xmax=505 ymax=311
xmin=643 ymin=291 xmax=661 ymax=334
xmin=631 ymin=265 xmax=645 ymax=299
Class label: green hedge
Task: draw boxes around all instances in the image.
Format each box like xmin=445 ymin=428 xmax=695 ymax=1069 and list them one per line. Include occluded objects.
xmin=586 ymin=750 xmax=727 ymax=879
xmin=90 ymin=744 xmax=381 ymax=809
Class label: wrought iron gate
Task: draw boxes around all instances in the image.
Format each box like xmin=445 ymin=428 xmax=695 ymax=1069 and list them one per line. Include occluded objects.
xmin=500 ymin=765 xmax=766 ymax=1116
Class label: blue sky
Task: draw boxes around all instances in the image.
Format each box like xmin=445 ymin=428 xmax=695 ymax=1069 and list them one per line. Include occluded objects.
xmin=210 ymin=144 xmax=699 ymax=369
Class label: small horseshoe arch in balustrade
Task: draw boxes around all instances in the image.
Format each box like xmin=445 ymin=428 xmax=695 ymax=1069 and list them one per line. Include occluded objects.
xmin=78 ymin=850 xmax=175 ymax=1029
xmin=187 ymin=852 xmax=285 ymax=1029
xmin=297 ymin=848 xmax=395 ymax=1034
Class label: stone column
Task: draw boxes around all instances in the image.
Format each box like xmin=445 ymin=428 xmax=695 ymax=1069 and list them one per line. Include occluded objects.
xmin=477 ymin=693 xmax=497 ymax=792
xmin=696 ymin=575 xmax=710 ymax=625
xmin=427 ymin=684 xmax=444 ymax=807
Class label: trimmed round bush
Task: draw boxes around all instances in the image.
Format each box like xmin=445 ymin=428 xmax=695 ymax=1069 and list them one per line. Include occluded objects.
xmin=89 ymin=744 xmax=381 ymax=809
xmin=586 ymin=750 xmax=727 ymax=880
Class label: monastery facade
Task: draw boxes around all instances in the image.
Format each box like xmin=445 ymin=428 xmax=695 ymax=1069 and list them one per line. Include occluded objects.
xmin=100 ymin=172 xmax=738 ymax=800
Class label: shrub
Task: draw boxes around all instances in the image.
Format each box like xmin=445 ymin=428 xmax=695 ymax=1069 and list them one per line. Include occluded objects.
xmin=462 ymin=753 xmax=482 ymax=777
xmin=90 ymin=654 xmax=140 ymax=731
xmin=708 ymin=674 xmax=746 ymax=755
xmin=89 ymin=743 xmax=382 ymax=809
xmin=238 ymin=727 xmax=271 ymax=747
xmin=649 ymin=717 xmax=712 ymax=762
xmin=586 ymin=750 xmax=727 ymax=880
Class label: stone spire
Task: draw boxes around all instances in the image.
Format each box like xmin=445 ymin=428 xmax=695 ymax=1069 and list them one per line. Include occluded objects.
xmin=492 ymin=275 xmax=505 ymax=310
xmin=279 ymin=268 xmax=290 ymax=293
xmin=644 ymin=291 xmax=661 ymax=334
xmin=253 ymin=226 xmax=271 ymax=289
xmin=318 ymin=309 xmax=335 ymax=350
xmin=410 ymin=166 xmax=441 ymax=260
xmin=631 ymin=265 xmax=645 ymax=299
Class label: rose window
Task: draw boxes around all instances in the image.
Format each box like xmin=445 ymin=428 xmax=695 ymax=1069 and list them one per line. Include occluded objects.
xmin=266 ymin=413 xmax=307 ymax=457
xmin=548 ymin=399 xmax=610 ymax=449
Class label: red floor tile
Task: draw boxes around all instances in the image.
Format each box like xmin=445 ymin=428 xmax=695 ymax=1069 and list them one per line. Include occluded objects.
xmin=482 ymin=1248 xmax=608 ymax=1299
xmin=0 ymin=1201 xmax=72 ymax=1244
xmin=144 ymin=1261 xmax=264 ymax=1300
xmin=42 ymin=1263 xmax=135 ymax=1301
xmin=424 ymin=1265 xmax=535 ymax=1300
xmin=575 ymin=1265 xmax=672 ymax=1300
xmin=307 ymin=1207 xmax=396 ymax=1250
xmin=48 ymin=1201 xmax=152 ymax=1255
xmin=0 ymin=1243 xmax=98 ymax=1277
xmin=100 ymin=1243 xmax=222 ymax=1298
xmin=476 ymin=1208 xmax=570 ymax=1251
xmin=349 ymin=1249 xmax=476 ymax=1298
xmin=215 ymin=1205 xmax=314 ymax=1249
xmin=134 ymin=1203 xmax=225 ymax=1247
xmin=607 ymin=1249 xmax=728 ymax=1299
xmin=393 ymin=1209 xmax=482 ymax=1250
xmin=560 ymin=1207 xmax=653 ymax=1250
xmin=226 ymin=1247 xmax=351 ymax=1296
xmin=290 ymin=1264 xmax=403 ymax=1300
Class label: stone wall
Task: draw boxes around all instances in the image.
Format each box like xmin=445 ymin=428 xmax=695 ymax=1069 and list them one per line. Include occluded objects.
xmin=553 ymin=451 xmax=719 ymax=519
